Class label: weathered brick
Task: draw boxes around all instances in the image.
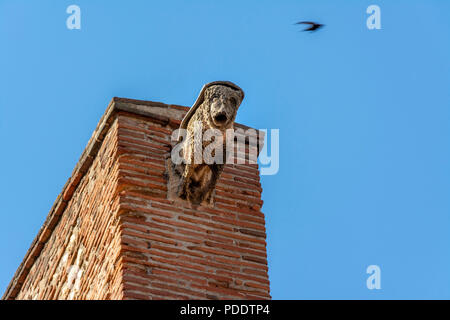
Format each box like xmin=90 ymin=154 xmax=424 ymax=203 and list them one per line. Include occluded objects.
xmin=5 ymin=97 xmax=270 ymax=301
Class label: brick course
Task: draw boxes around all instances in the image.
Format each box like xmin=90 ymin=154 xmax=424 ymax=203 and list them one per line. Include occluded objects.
xmin=3 ymin=97 xmax=270 ymax=300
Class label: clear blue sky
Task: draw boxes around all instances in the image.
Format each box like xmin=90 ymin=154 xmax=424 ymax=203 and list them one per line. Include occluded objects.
xmin=1 ymin=0 xmax=449 ymax=299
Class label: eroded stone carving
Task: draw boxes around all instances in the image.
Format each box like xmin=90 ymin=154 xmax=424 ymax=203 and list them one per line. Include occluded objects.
xmin=168 ymin=81 xmax=244 ymax=205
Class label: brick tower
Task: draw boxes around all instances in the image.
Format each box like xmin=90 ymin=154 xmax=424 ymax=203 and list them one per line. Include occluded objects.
xmin=3 ymin=97 xmax=270 ymax=300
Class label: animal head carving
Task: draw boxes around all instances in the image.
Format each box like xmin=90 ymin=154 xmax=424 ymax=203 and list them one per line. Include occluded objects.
xmin=177 ymin=81 xmax=244 ymax=141
xmin=169 ymin=81 xmax=245 ymax=206
xmin=203 ymin=84 xmax=244 ymax=129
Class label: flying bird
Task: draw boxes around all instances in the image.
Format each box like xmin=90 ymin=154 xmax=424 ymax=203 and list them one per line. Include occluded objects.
xmin=295 ymin=21 xmax=324 ymax=32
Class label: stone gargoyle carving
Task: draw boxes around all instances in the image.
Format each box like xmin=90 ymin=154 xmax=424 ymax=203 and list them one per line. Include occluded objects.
xmin=167 ymin=81 xmax=244 ymax=205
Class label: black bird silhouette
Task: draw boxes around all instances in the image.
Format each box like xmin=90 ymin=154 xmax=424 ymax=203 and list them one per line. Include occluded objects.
xmin=295 ymin=21 xmax=324 ymax=32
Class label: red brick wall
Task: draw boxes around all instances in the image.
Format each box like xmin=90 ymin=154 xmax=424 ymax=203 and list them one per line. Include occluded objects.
xmin=15 ymin=120 xmax=124 ymax=299
xmin=4 ymin=98 xmax=270 ymax=300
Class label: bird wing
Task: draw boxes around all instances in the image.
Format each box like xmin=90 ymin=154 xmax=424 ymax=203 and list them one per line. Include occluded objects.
xmin=295 ymin=21 xmax=316 ymax=25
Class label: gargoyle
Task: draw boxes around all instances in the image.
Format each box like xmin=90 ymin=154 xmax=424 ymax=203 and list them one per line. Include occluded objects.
xmin=167 ymin=81 xmax=244 ymax=205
